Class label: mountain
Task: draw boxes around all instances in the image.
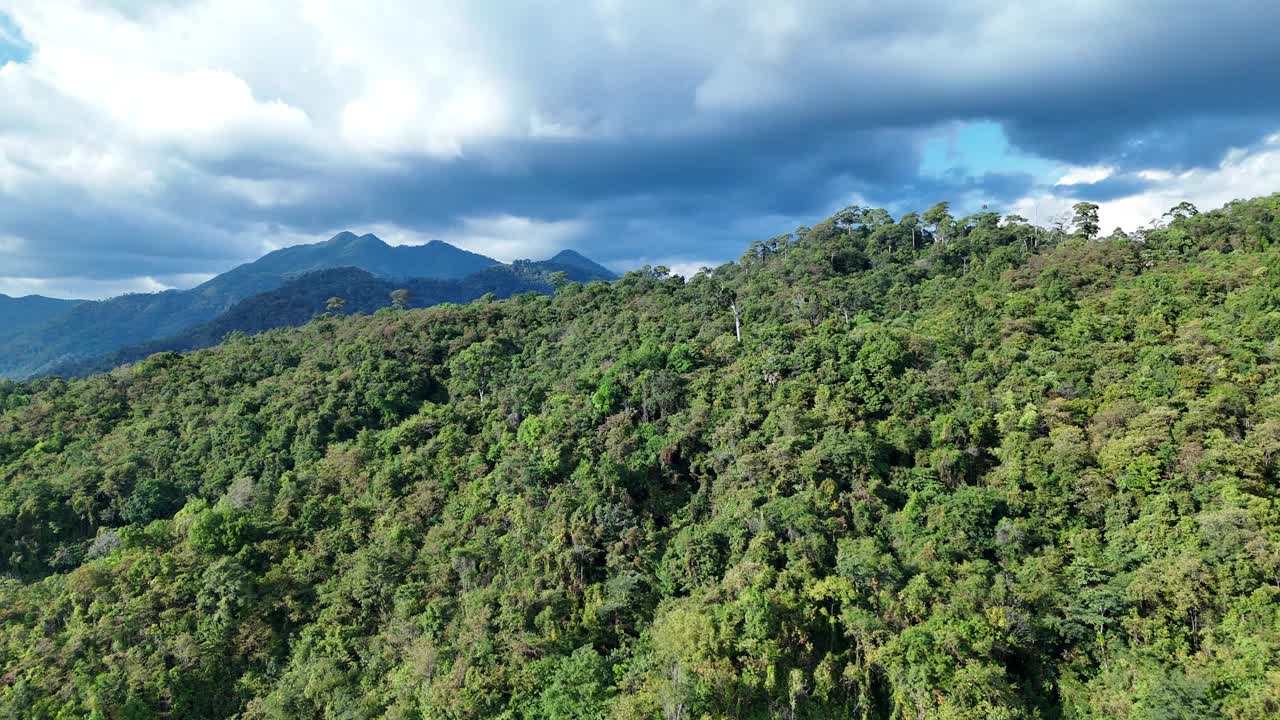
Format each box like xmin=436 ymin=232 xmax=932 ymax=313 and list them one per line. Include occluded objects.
xmin=545 ymin=248 xmax=617 ymax=278
xmin=208 ymin=232 xmax=499 ymax=292
xmin=48 ymin=258 xmax=613 ymax=377
xmin=3 ymin=194 xmax=1279 ymax=719
xmin=0 ymin=293 xmax=80 ymax=341
xmin=0 ymin=233 xmax=507 ymax=379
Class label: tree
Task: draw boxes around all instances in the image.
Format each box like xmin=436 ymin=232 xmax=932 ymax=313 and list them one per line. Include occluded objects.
xmin=1164 ymin=201 xmax=1199 ymax=222
xmin=833 ymin=205 xmax=865 ymax=229
xmin=390 ymin=289 xmax=411 ymax=311
xmin=862 ymin=208 xmax=894 ymax=230
xmin=1072 ymin=201 xmax=1101 ymax=239
xmin=447 ymin=338 xmax=509 ymax=403
xmin=693 ymin=271 xmax=743 ymax=343
xmin=923 ymin=202 xmax=953 ymax=244
xmin=325 ymin=296 xmax=346 ymax=314
xmin=899 ymin=211 xmax=923 ymax=250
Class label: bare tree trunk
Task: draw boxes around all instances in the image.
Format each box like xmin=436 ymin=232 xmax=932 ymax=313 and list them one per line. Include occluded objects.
xmin=730 ymin=302 xmax=742 ymax=343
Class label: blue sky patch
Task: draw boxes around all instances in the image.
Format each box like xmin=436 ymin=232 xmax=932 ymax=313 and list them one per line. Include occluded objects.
xmin=0 ymin=12 xmax=31 ymax=65
xmin=920 ymin=121 xmax=1058 ymax=183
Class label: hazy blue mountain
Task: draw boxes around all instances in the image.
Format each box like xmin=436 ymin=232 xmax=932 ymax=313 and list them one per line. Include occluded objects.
xmin=545 ymin=249 xmax=617 ymax=278
xmin=0 ymin=233 xmax=506 ymax=379
xmin=46 ymin=257 xmax=614 ymax=378
xmin=209 ymin=232 xmax=499 ymax=292
xmin=0 ymin=294 xmax=81 ymax=341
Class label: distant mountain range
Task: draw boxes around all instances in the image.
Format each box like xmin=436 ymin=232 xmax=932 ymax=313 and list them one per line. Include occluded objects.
xmin=0 ymin=294 xmax=81 ymax=343
xmin=0 ymin=233 xmax=615 ymax=379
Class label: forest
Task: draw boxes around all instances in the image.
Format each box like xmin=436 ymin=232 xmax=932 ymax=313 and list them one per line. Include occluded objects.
xmin=1 ymin=193 xmax=1278 ymax=719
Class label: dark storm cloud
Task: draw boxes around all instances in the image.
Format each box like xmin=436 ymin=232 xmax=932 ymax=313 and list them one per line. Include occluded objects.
xmin=293 ymin=125 xmax=922 ymax=228
xmin=3 ymin=0 xmax=1280 ymax=296
xmin=1051 ymin=175 xmax=1157 ymax=203
xmin=0 ymin=198 xmax=252 ymax=280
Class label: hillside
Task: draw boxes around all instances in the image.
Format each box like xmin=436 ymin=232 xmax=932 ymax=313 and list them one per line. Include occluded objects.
xmin=49 ymin=259 xmax=615 ymax=377
xmin=0 ymin=294 xmax=80 ymax=342
xmin=0 ymin=233 xmax=506 ymax=380
xmin=1 ymin=194 xmax=1279 ymax=719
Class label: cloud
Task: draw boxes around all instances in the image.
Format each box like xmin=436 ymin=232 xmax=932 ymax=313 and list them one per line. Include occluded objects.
xmin=0 ymin=273 xmax=201 ymax=300
xmin=1010 ymin=133 xmax=1280 ymax=232
xmin=615 ymin=258 xmax=721 ymax=280
xmin=0 ymin=0 xmax=1279 ymax=298
xmin=433 ymin=215 xmax=591 ymax=263
xmin=1056 ymin=166 xmax=1113 ymax=186
xmin=1096 ymin=134 xmax=1280 ymax=231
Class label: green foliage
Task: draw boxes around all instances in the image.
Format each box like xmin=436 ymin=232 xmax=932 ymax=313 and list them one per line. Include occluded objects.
xmin=2 ymin=194 xmax=1280 ymax=719
xmin=1072 ymin=201 xmax=1101 ymax=239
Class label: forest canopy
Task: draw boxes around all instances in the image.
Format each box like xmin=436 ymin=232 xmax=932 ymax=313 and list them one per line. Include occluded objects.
xmin=2 ymin=194 xmax=1280 ymax=719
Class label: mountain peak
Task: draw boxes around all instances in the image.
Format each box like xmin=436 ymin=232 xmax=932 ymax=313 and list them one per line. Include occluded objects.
xmin=325 ymin=231 xmax=387 ymax=249
xmin=545 ymin=248 xmax=616 ymax=278
xmin=326 ymin=231 xmax=359 ymax=245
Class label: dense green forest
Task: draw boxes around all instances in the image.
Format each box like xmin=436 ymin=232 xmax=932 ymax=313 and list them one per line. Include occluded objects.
xmin=2 ymin=194 xmax=1279 ymax=719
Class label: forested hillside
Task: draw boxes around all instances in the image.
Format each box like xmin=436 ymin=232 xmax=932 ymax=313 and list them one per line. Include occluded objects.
xmin=1 ymin=195 xmax=1279 ymax=719
xmin=0 ymin=294 xmax=80 ymax=344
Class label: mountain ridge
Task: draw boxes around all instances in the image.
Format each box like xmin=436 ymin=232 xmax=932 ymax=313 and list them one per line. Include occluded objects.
xmin=0 ymin=233 xmax=614 ymax=379
xmin=47 ymin=256 xmax=615 ymax=377
xmin=0 ymin=293 xmax=82 ymax=343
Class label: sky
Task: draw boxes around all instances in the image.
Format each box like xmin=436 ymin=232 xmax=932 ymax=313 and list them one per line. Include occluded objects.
xmin=1 ymin=1 xmax=1280 ymax=299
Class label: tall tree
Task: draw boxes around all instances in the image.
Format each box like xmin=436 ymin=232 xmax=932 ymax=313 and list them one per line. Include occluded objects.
xmin=923 ymin=201 xmax=953 ymax=244
xmin=390 ymin=289 xmax=411 ymax=311
xmin=1072 ymin=201 xmax=1101 ymax=239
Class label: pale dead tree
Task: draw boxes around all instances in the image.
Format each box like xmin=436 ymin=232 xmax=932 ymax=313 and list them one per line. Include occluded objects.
xmin=701 ymin=272 xmax=742 ymax=342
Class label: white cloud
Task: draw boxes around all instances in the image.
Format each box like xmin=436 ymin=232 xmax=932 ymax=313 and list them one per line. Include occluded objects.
xmin=0 ymin=274 xmax=172 ymax=300
xmin=340 ymin=79 xmax=508 ymax=157
xmin=639 ymin=258 xmax=718 ymax=278
xmin=217 ymin=176 xmax=314 ymax=208
xmin=1007 ymin=194 xmax=1077 ymax=229
xmin=1056 ymin=165 xmax=1113 ymax=186
xmin=1104 ymin=133 xmax=1280 ymax=230
xmin=1013 ymin=133 xmax=1280 ymax=232
xmin=436 ymin=215 xmax=591 ymax=262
